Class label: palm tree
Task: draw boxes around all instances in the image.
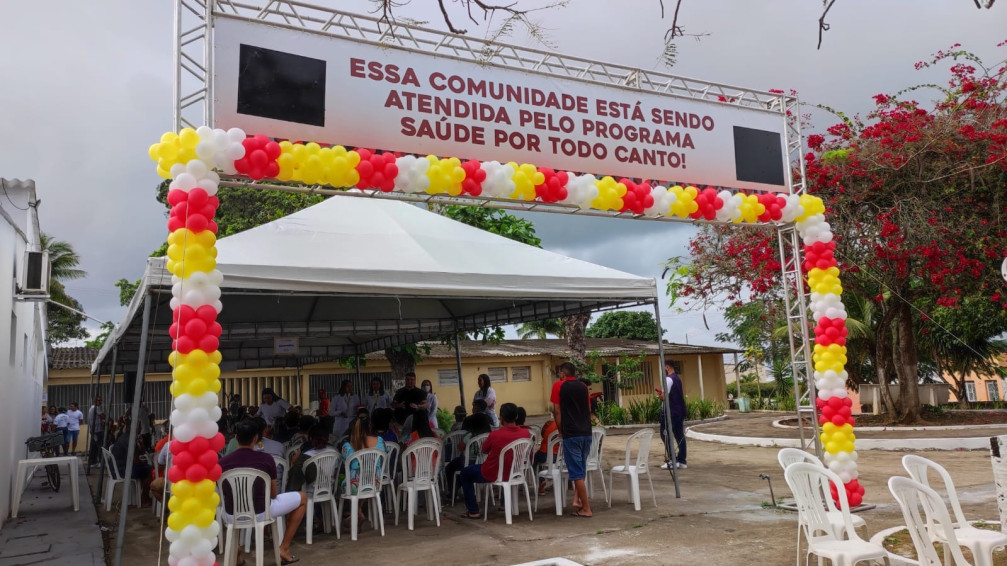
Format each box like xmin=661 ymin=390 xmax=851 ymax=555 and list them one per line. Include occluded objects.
xmin=41 ymin=233 xmax=88 ymax=345
xmin=516 ymin=318 xmax=565 ymax=339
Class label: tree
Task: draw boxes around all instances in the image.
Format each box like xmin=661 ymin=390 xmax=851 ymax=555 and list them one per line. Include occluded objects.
xmin=676 ymin=43 xmax=1007 ymax=423
xmin=86 ymin=321 xmax=115 ymax=349
xmin=585 ymin=311 xmax=664 ymax=341
xmin=516 ymin=318 xmax=565 ymax=339
xmin=41 ymin=233 xmax=88 ymax=345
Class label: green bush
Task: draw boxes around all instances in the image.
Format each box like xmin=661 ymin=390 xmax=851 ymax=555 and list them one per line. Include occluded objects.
xmin=685 ymin=397 xmax=725 ymax=421
xmin=597 ymin=400 xmax=630 ymax=426
xmin=628 ymin=395 xmax=663 ymax=424
xmin=435 ymin=407 xmax=454 ymax=431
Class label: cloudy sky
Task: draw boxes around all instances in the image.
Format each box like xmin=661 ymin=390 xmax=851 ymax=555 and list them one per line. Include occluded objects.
xmin=0 ymin=1 xmax=1004 ymax=348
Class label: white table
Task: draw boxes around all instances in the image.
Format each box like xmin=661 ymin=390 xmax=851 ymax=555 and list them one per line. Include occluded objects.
xmin=12 ymin=456 xmax=80 ymax=517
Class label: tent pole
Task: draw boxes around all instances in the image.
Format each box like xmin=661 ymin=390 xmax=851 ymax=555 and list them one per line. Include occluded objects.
xmin=98 ymin=346 xmax=118 ymax=500
xmin=734 ymin=352 xmax=741 ymax=401
xmin=454 ymin=330 xmax=466 ymax=414
xmin=113 ymin=294 xmax=152 ymax=566
xmin=697 ymin=354 xmax=705 ymax=400
xmin=85 ymin=370 xmax=95 ymax=471
xmin=653 ymin=301 xmax=680 ymax=498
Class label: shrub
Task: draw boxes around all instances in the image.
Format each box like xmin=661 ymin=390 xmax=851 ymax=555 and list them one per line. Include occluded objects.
xmin=686 ymin=397 xmax=725 ymax=421
xmin=596 ymin=400 xmax=629 ymax=426
xmin=628 ymin=395 xmax=663 ymax=424
xmin=436 ymin=407 xmax=454 ymax=431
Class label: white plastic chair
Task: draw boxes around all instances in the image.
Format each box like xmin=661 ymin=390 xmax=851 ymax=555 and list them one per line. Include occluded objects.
xmin=273 ymin=455 xmax=289 ymax=494
xmin=889 ymin=476 xmax=974 ymax=566
xmin=483 ymin=438 xmax=534 ymax=524
xmin=778 ymin=447 xmax=867 ymax=565
xmin=303 ymin=451 xmax=340 ymax=544
xmin=337 ymin=448 xmax=386 ymax=541
xmin=783 ymin=462 xmax=888 ymax=566
xmin=397 ymin=438 xmax=443 ymax=530
xmin=585 ymin=426 xmax=608 ymax=502
xmin=536 ymin=431 xmax=566 ymax=516
xmin=218 ymin=468 xmax=281 ymax=566
xmin=101 ymin=448 xmax=141 ymax=512
xmin=381 ymin=441 xmax=401 ymax=521
xmin=452 ymin=433 xmax=488 ymax=506
xmin=607 ymin=429 xmax=656 ymax=511
xmin=902 ymin=454 xmax=1007 ymax=566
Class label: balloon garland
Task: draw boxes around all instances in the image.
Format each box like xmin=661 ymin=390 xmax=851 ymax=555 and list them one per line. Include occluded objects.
xmin=149 ymin=126 xmax=243 ymax=566
xmin=147 ymin=129 xmax=862 ymax=545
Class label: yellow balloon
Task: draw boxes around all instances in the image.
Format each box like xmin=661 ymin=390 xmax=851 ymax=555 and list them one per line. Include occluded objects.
xmin=179 ymin=128 xmax=200 ymax=149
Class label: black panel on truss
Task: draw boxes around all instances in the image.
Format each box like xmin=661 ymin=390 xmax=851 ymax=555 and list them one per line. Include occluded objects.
xmin=733 ymin=126 xmax=785 ymax=186
xmin=237 ymin=44 xmax=326 ymax=126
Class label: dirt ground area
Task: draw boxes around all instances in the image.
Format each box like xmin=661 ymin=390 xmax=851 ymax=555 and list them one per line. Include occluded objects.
xmin=89 ymin=424 xmax=1007 ymax=566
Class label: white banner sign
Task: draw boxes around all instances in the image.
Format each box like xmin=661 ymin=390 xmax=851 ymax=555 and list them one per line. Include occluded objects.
xmin=214 ymin=16 xmax=790 ymax=192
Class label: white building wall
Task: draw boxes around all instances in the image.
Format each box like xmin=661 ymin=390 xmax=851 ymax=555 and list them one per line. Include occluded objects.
xmin=0 ymin=179 xmax=46 ymax=530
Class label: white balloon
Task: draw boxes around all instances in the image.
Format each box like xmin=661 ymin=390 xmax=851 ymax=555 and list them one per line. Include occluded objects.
xmin=186 ymin=159 xmax=209 ymax=179
xmin=197 ymin=420 xmax=219 ymax=438
xmin=224 ymin=143 xmax=245 ymax=161
xmin=175 ymin=173 xmax=197 ymax=191
xmin=209 ymin=406 xmax=222 ymax=422
xmin=175 ymin=394 xmax=195 ymax=411
xmin=186 ymin=407 xmax=209 ymax=425
xmin=178 ymin=556 xmax=199 ymax=566
xmin=212 ymin=300 xmax=223 ymax=313
xmin=226 ymin=127 xmax=247 ymax=143
xmin=181 ymin=525 xmax=202 ymax=543
xmin=165 ymin=528 xmax=180 ymax=542
xmin=174 ymin=423 xmax=196 ymax=443
xmin=196 ymin=179 xmax=218 ymax=196
xmin=169 ymin=540 xmax=190 ymax=557
xmin=169 ymin=297 xmax=181 ymax=311
xmin=170 ymin=409 xmax=184 ymax=426
xmin=170 ymin=163 xmax=187 ymax=179
xmin=168 ymin=556 xmax=179 ymax=566
xmin=196 ymin=125 xmax=213 ymax=139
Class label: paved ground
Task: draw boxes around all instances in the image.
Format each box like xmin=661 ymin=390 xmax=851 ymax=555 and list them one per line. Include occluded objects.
xmin=1 ymin=458 xmax=104 ymax=566
xmin=91 ymin=414 xmax=1007 ymax=566
xmin=692 ymin=411 xmax=1007 ymax=440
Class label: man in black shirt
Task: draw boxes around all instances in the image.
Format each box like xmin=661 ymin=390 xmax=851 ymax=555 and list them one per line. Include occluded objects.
xmin=393 ymin=372 xmax=428 ymax=410
xmin=553 ymin=362 xmax=593 ymax=518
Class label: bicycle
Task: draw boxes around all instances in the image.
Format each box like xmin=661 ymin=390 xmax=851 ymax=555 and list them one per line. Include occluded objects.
xmin=25 ymin=432 xmax=65 ymax=492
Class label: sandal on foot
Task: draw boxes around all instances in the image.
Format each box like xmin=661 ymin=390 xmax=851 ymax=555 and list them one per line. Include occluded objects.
xmin=459 ymin=511 xmax=480 ymax=519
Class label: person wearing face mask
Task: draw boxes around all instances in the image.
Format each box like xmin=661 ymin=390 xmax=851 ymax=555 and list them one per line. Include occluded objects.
xmin=420 ymin=379 xmax=439 ymax=430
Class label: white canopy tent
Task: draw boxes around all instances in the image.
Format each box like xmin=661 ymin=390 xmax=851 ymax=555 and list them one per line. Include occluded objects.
xmin=92 ymin=195 xmax=658 ymax=376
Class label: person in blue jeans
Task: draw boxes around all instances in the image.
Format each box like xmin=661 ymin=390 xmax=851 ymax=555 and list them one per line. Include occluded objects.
xmin=553 ymin=362 xmax=593 ymax=518
xmin=458 ymin=403 xmax=529 ymax=519
xmin=658 ymin=362 xmax=688 ymax=469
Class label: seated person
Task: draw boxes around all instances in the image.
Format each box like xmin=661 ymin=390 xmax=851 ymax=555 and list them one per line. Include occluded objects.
xmin=449 ymin=405 xmax=467 ymax=432
xmin=340 ymin=414 xmax=385 ymax=495
xmin=220 ymin=419 xmax=307 ymax=565
xmin=253 ymin=418 xmax=285 ymax=458
xmin=110 ymin=418 xmax=152 ymax=499
xmin=458 ymin=403 xmax=530 ymax=519
xmin=534 ymin=418 xmax=560 ymax=494
xmin=149 ymin=435 xmax=173 ymax=504
xmin=406 ymin=409 xmax=438 ymax=445
xmin=286 ymin=415 xmax=316 ymax=454
xmin=272 ymin=412 xmax=300 ymax=444
xmin=443 ymin=410 xmax=493 ymax=486
xmin=515 ymin=407 xmax=527 ymax=427
xmin=371 ymin=408 xmax=397 ymax=443
xmin=286 ymin=424 xmax=336 ymax=493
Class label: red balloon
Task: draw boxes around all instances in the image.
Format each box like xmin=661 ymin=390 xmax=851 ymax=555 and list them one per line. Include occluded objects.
xmin=170 ymin=439 xmax=185 ymax=455
xmin=167 ymin=189 xmax=188 ymax=206
xmin=172 ymin=201 xmax=189 ymax=219
xmin=210 ymin=432 xmax=225 ymax=452
xmin=357 ymin=159 xmax=374 ymax=179
xmin=175 ymin=335 xmax=195 ymax=354
xmin=831 ymin=414 xmax=847 ymax=426
xmin=208 ymin=321 xmax=222 ymax=338
xmin=168 ymin=323 xmax=179 ymax=339
xmin=207 ymin=464 xmax=223 ymax=482
xmin=234 ymin=157 xmax=250 ymax=174
xmin=187 ymin=188 xmax=208 ymax=208
xmin=168 ymin=466 xmax=185 ymax=484
xmin=821 ymin=406 xmax=835 ymax=419
xmin=186 ymin=463 xmax=208 ymax=483
xmin=186 ymin=213 xmax=208 ymax=233
xmin=196 ymin=305 xmax=216 ymax=323
xmin=184 ymin=318 xmax=207 ymax=339
xmin=189 ymin=436 xmax=209 ymax=455
xmin=173 ymin=450 xmax=194 ymax=469
xmin=198 ymin=335 xmax=219 ymax=352
xmin=167 ymin=217 xmax=184 ymax=232
xmin=265 ymin=161 xmax=279 ymax=179
xmin=208 ymin=220 xmax=218 ymax=234
xmin=198 ymin=450 xmax=217 ymax=469
xmin=828 ymin=397 xmax=844 ymax=409
xmin=842 ymin=397 xmax=853 ymax=407
xmin=264 ymin=141 xmax=282 ymax=160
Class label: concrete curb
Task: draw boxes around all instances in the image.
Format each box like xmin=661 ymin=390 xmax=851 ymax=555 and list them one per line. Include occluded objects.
xmin=688 ymin=423 xmax=995 ymax=451
xmin=603 ymin=414 xmax=728 ymax=436
xmin=772 ymin=417 xmax=1007 ymax=432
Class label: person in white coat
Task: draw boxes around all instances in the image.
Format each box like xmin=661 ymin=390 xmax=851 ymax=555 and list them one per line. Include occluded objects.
xmin=329 ymin=379 xmax=360 ymax=440
xmin=364 ymin=377 xmax=393 ymax=416
xmin=420 ymin=379 xmax=439 ymax=430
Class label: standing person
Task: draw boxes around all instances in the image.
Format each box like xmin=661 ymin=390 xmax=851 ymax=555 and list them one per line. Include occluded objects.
xmin=220 ymin=419 xmax=307 ymax=566
xmin=473 ymin=374 xmax=499 ymax=427
xmin=316 ymin=388 xmax=329 ymax=419
xmin=420 ymin=379 xmax=439 ymax=430
xmin=364 ymin=378 xmax=393 ymax=416
xmin=328 ymin=379 xmax=360 ymax=440
xmin=87 ymin=396 xmax=106 ymax=467
xmin=138 ymin=403 xmax=153 ymax=451
xmin=65 ymin=402 xmax=85 ymax=455
xmin=552 ymin=362 xmax=593 ymax=518
xmin=458 ymin=403 xmax=529 ymax=519
xmin=658 ymin=361 xmax=688 ymax=469
xmin=41 ymin=405 xmax=55 ymax=435
xmin=258 ymin=387 xmax=291 ymax=428
xmin=54 ymin=407 xmax=69 ymax=455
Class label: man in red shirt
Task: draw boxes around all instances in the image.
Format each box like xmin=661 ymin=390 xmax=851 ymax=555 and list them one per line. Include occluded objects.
xmin=458 ymin=403 xmax=529 ymax=519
